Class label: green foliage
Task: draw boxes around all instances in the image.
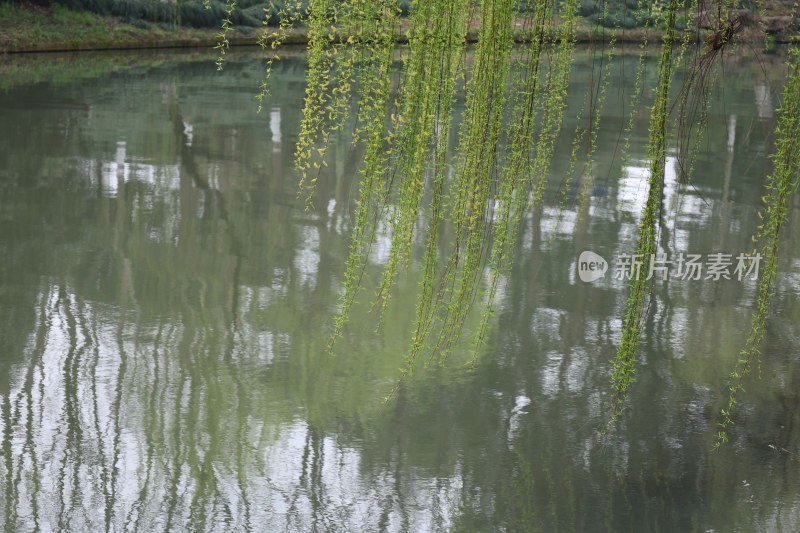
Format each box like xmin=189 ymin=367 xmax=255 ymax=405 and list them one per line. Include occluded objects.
xmin=607 ymin=0 xmax=683 ymax=428
xmin=714 ymin=46 xmax=800 ymax=448
xmin=251 ymin=0 xmax=799 ymax=442
xmin=263 ymin=0 xmax=586 ymax=379
xmin=53 ymin=0 xmax=274 ymax=28
xmin=214 ymin=0 xmax=236 ymax=68
xmin=764 ymin=32 xmax=777 ymax=53
xmin=577 ymin=0 xmax=599 ymax=16
xmin=475 ymin=0 xmax=578 ymax=356
xmin=580 ymin=0 xmax=657 ymax=28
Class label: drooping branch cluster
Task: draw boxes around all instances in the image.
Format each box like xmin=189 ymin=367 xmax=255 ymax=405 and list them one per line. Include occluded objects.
xmin=715 ymin=45 xmax=800 ymax=448
xmin=608 ymin=0 xmax=684 ymax=426
xmin=250 ymin=0 xmax=799 ymax=440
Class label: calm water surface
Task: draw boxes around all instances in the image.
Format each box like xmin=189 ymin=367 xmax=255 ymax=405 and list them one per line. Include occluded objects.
xmin=0 ymin=47 xmax=799 ymax=532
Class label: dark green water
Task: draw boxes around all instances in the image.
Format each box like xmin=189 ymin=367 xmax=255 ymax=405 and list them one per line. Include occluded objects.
xmin=0 ymin=47 xmax=798 ymax=532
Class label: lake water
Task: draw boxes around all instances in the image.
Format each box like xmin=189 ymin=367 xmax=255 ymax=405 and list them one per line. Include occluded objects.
xmin=0 ymin=46 xmax=798 ymax=532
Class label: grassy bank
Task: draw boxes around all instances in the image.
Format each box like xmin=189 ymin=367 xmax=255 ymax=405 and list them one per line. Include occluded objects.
xmin=0 ymin=3 xmax=278 ymax=53
xmin=0 ymin=2 xmax=793 ymax=54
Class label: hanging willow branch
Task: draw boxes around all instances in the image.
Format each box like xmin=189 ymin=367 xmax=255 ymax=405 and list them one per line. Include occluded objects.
xmin=473 ymin=0 xmax=578 ymax=356
xmin=246 ymin=0 xmax=800 ymax=437
xmin=331 ymin=0 xmax=472 ymax=347
xmin=607 ymin=0 xmax=683 ymax=427
xmin=714 ymin=45 xmax=800 ymax=448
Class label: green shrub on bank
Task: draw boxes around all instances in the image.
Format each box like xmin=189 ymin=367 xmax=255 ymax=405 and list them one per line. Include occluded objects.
xmin=51 ymin=0 xmax=279 ymax=28
xmin=7 ymin=0 xmax=670 ymax=31
xmin=575 ymin=0 xmax=656 ymax=29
